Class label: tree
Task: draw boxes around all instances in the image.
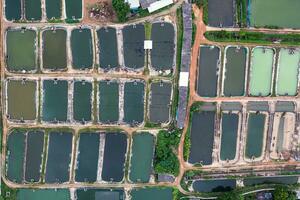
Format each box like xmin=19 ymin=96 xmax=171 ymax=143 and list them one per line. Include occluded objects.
xmin=218 ymin=191 xmax=244 ymax=200
xmin=112 ymin=0 xmax=130 ymax=22
xmin=273 ymin=186 xmax=296 ymax=200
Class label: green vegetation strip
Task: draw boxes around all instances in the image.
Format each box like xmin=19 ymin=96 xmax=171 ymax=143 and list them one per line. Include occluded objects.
xmin=205 ymin=30 xmax=300 ymax=46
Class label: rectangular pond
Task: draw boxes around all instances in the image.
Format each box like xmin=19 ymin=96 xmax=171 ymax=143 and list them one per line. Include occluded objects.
xmin=7 ymin=79 xmax=37 ymax=121
xmin=97 ymin=27 xmax=119 ymax=69
xmin=244 ymin=176 xmax=299 ymax=186
xmin=42 ymin=29 xmax=67 ymax=70
xmin=151 ymin=22 xmax=175 ymax=71
xmin=276 ymin=48 xmax=300 ymax=96
xmin=5 ymin=0 xmax=21 ymax=21
xmin=249 ymin=47 xmax=274 ymax=96
xmin=249 ymin=0 xmax=300 ymax=29
xmin=130 ymin=187 xmax=173 ymax=200
xmin=25 ymin=0 xmax=42 ymax=20
xmin=197 ymin=45 xmax=220 ymax=97
xmin=7 ymin=130 xmax=26 ymax=183
xmin=220 ymin=113 xmax=239 ymax=161
xmin=75 ymin=133 xmax=99 ymax=183
xmin=99 ymin=80 xmax=119 ymax=123
xmin=189 ymin=111 xmax=215 ymax=165
xmin=245 ymin=113 xmax=266 ymax=159
xmin=124 ymin=81 xmax=145 ymax=125
xmin=76 ymin=189 xmax=124 ymax=200
xmin=102 ymin=132 xmax=127 ymax=182
xmin=42 ymin=79 xmax=68 ymax=122
xmin=129 ymin=132 xmax=154 ymax=183
xmin=45 ymin=131 xmax=73 ymax=183
xmin=71 ymin=28 xmax=93 ymax=70
xmin=208 ymin=0 xmax=235 ymax=27
xmin=6 ymin=29 xmax=37 ymax=72
xmin=46 ymin=0 xmax=61 ymax=19
xmin=25 ymin=130 xmax=44 ymax=183
xmin=149 ymin=82 xmax=172 ymax=124
xmin=193 ymin=179 xmax=236 ymax=193
xmin=73 ymin=80 xmax=92 ymax=122
xmin=18 ymin=189 xmax=70 ymax=200
xmin=65 ymin=0 xmax=82 ymax=19
xmin=123 ymin=24 xmax=145 ymax=69
xmin=223 ymin=46 xmax=247 ymax=96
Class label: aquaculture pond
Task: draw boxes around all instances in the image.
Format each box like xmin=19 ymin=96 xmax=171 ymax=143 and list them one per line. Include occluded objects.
xmin=249 ymin=0 xmax=300 ymax=29
xmin=7 ymin=79 xmax=37 ymax=121
xmin=223 ymin=46 xmax=247 ymax=96
xmin=73 ymin=81 xmax=92 ymax=122
xmin=244 ymin=176 xmax=299 ymax=186
xmin=249 ymin=47 xmax=274 ymax=96
xmin=124 ymin=81 xmax=145 ymax=125
xmin=98 ymin=27 xmax=119 ymax=69
xmin=65 ymin=0 xmax=82 ymax=19
xmin=17 ymin=189 xmax=70 ymax=200
xmin=208 ymin=0 xmax=235 ymax=27
xmin=7 ymin=130 xmax=26 ymax=183
xmin=189 ymin=111 xmax=215 ymax=165
xmin=75 ymin=133 xmax=100 ymax=183
xmin=99 ymin=81 xmax=119 ymax=123
xmin=220 ymin=113 xmax=239 ymax=161
xmin=275 ymin=101 xmax=295 ymax=112
xmin=129 ymin=132 xmax=154 ymax=183
xmin=43 ymin=29 xmax=67 ymax=70
xmin=123 ymin=24 xmax=145 ymax=69
xmin=151 ymin=22 xmax=175 ymax=70
xmin=197 ymin=45 xmax=220 ymax=97
xmin=276 ymin=48 xmax=300 ymax=96
xmin=25 ymin=0 xmax=42 ymax=20
xmin=76 ymin=189 xmax=124 ymax=200
xmin=245 ymin=113 xmax=266 ymax=159
xmin=6 ymin=29 xmax=36 ymax=72
xmin=46 ymin=0 xmax=61 ymax=19
xmin=149 ymin=82 xmax=172 ymax=123
xmin=130 ymin=187 xmax=173 ymax=200
xmin=193 ymin=179 xmax=236 ymax=192
xmin=102 ymin=133 xmax=127 ymax=182
xmin=25 ymin=131 xmax=44 ymax=183
xmin=45 ymin=131 xmax=73 ymax=183
xmin=71 ymin=28 xmax=93 ymax=70
xmin=5 ymin=0 xmax=21 ymax=21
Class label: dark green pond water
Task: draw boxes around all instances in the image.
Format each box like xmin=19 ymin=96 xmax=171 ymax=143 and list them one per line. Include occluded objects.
xmin=130 ymin=132 xmax=154 ymax=183
xmin=220 ymin=113 xmax=239 ymax=161
xmin=149 ymin=82 xmax=172 ymax=123
xmin=124 ymin=81 xmax=145 ymax=125
xmin=99 ymin=81 xmax=119 ymax=123
xmin=97 ymin=27 xmax=119 ymax=69
xmin=75 ymin=133 xmax=99 ymax=183
xmin=46 ymin=0 xmax=61 ymax=19
xmin=131 ymin=187 xmax=173 ymax=200
xmin=25 ymin=130 xmax=44 ymax=183
xmin=7 ymin=130 xmax=26 ymax=183
xmin=223 ymin=46 xmax=247 ymax=96
xmin=123 ymin=24 xmax=145 ymax=69
xmin=244 ymin=176 xmax=299 ymax=186
xmin=71 ymin=28 xmax=93 ymax=70
xmin=25 ymin=0 xmax=42 ymax=20
xmin=193 ymin=179 xmax=236 ymax=192
xmin=76 ymin=189 xmax=124 ymax=200
xmin=6 ymin=29 xmax=36 ymax=71
xmin=73 ymin=81 xmax=92 ymax=122
xmin=197 ymin=46 xmax=220 ymax=97
xmin=5 ymin=0 xmax=21 ymax=20
xmin=42 ymin=80 xmax=68 ymax=122
xmin=43 ymin=29 xmax=67 ymax=70
xmin=65 ymin=0 xmax=82 ymax=19
xmin=45 ymin=131 xmax=73 ymax=183
xmin=189 ymin=111 xmax=215 ymax=165
xmin=7 ymin=79 xmax=37 ymax=121
xmin=151 ymin=22 xmax=175 ymax=70
xmin=245 ymin=113 xmax=266 ymax=158
xmin=102 ymin=133 xmax=127 ymax=182
xmin=18 ymin=189 xmax=70 ymax=200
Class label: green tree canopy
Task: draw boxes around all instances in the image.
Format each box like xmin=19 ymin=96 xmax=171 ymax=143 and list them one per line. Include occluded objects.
xmin=112 ymin=0 xmax=130 ymax=22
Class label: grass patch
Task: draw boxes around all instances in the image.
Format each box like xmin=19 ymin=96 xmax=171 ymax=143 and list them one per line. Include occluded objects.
xmin=145 ymin=22 xmax=152 ymax=40
xmin=1 ymin=180 xmax=18 ymax=200
xmin=236 ymin=0 xmax=247 ymax=27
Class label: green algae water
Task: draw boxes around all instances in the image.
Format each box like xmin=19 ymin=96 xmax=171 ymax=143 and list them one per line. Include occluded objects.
xmin=250 ymin=0 xmax=300 ymax=29
xmin=129 ymin=132 xmax=154 ymax=183
xmin=131 ymin=187 xmax=173 ymax=200
xmin=5 ymin=0 xmax=21 ymax=20
xmin=65 ymin=0 xmax=82 ymax=19
xmin=6 ymin=29 xmax=36 ymax=71
xmin=46 ymin=0 xmax=61 ymax=19
xmin=7 ymin=80 xmax=37 ymax=120
xmin=18 ymin=189 xmax=70 ymax=200
xmin=25 ymin=0 xmax=42 ymax=20
xmin=249 ymin=47 xmax=274 ymax=96
xmin=73 ymin=81 xmax=92 ymax=122
xmin=276 ymin=48 xmax=300 ymax=96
